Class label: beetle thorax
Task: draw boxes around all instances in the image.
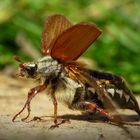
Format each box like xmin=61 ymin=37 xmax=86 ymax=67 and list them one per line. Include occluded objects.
xmin=37 ymin=56 xmax=61 ymax=78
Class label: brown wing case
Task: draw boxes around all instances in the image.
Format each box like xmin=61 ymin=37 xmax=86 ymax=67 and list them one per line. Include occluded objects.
xmin=41 ymin=15 xmax=72 ymax=55
xmin=51 ymin=23 xmax=101 ymax=62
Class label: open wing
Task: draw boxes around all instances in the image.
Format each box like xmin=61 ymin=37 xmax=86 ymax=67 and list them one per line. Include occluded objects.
xmin=51 ymin=23 xmax=101 ymax=62
xmin=41 ymin=15 xmax=72 ymax=55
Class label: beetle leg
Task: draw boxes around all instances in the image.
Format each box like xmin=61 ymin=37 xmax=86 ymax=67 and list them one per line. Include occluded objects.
xmin=49 ymin=87 xmax=59 ymax=129
xmin=52 ymin=90 xmax=58 ymax=126
xmin=12 ymin=84 xmax=46 ymax=122
xmin=82 ymin=101 xmax=115 ymax=122
xmin=49 ymin=87 xmax=71 ymax=129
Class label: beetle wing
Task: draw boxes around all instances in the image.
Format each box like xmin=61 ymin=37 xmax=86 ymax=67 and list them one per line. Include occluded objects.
xmin=41 ymin=15 xmax=72 ymax=55
xmin=79 ymin=71 xmax=122 ymax=123
xmin=78 ymin=69 xmax=119 ymax=109
xmin=66 ymin=64 xmax=122 ymax=124
xmin=51 ymin=23 xmax=101 ymax=62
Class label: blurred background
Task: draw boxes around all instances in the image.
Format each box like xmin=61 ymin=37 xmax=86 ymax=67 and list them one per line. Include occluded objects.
xmin=0 ymin=0 xmax=140 ymax=93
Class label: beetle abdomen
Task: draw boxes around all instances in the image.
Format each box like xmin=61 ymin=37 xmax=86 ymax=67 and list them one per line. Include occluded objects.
xmin=88 ymin=70 xmax=140 ymax=116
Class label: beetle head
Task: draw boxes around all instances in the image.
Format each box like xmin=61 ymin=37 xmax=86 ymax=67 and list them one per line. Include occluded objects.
xmin=13 ymin=56 xmax=37 ymax=78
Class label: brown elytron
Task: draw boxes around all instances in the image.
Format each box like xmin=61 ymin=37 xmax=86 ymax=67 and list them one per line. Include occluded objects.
xmin=13 ymin=15 xmax=140 ymax=128
xmin=42 ymin=15 xmax=72 ymax=55
xmin=51 ymin=23 xmax=101 ymax=61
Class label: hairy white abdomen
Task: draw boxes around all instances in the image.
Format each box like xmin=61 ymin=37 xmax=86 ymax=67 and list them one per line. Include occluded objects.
xmin=55 ymin=75 xmax=81 ymax=107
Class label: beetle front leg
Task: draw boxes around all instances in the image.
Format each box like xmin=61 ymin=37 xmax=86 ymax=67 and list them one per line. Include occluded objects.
xmin=12 ymin=84 xmax=46 ymax=122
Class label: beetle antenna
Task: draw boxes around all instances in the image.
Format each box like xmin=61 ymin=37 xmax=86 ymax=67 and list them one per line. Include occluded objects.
xmin=13 ymin=55 xmax=23 ymax=63
xmin=13 ymin=55 xmax=25 ymax=68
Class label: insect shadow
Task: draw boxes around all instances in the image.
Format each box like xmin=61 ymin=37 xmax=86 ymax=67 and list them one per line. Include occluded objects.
xmin=29 ymin=113 xmax=140 ymax=124
xmin=59 ymin=113 xmax=140 ymax=123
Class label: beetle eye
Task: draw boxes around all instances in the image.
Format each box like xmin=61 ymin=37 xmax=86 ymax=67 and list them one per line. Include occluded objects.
xmin=26 ymin=64 xmax=37 ymax=76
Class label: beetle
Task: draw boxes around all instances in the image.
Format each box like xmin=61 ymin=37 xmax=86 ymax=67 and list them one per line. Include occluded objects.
xmin=12 ymin=15 xmax=140 ymax=128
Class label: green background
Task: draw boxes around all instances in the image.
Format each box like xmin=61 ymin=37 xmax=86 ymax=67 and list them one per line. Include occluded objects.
xmin=0 ymin=0 xmax=140 ymax=93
